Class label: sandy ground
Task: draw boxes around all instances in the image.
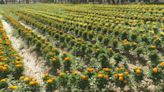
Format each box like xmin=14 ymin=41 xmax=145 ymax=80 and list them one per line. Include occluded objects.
xmin=1 ymin=19 xmax=47 ymax=86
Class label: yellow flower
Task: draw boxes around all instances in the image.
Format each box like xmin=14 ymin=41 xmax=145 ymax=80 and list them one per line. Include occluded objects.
xmin=47 ymin=79 xmax=53 ymax=84
xmin=51 ymin=77 xmax=56 ymax=81
xmin=123 ymin=39 xmax=129 ymax=45
xmin=160 ymin=62 xmax=164 ymax=67
xmin=135 ymin=69 xmax=141 ymax=74
xmin=23 ymin=77 xmax=30 ymax=82
xmin=0 ymin=78 xmax=6 ymax=82
xmin=98 ymin=73 xmax=104 ymax=78
xmin=15 ymin=64 xmax=23 ymax=68
xmin=108 ymin=48 xmax=113 ymax=52
xmin=29 ymin=81 xmax=38 ymax=86
xmin=124 ymin=71 xmax=129 ymax=75
xmin=153 ymin=67 xmax=158 ymax=74
xmin=133 ymin=67 xmax=137 ymax=70
xmin=20 ymin=76 xmax=25 ymax=80
xmin=103 ymin=68 xmax=110 ymax=72
xmin=116 ymin=68 xmax=120 ymax=71
xmin=118 ymin=73 xmax=124 ymax=77
xmin=87 ymin=68 xmax=94 ymax=73
xmin=59 ymin=72 xmax=65 ymax=77
xmin=52 ymin=57 xmax=58 ymax=61
xmin=3 ymin=64 xmax=8 ymax=67
xmin=1 ymin=66 xmax=7 ymax=71
xmin=104 ymin=75 xmax=109 ymax=79
xmin=120 ymin=67 xmax=124 ymax=70
xmin=1 ymin=57 xmax=7 ymax=62
xmin=150 ymin=45 xmax=156 ymax=49
xmin=73 ymin=70 xmax=78 ymax=75
xmin=8 ymin=85 xmax=18 ymax=90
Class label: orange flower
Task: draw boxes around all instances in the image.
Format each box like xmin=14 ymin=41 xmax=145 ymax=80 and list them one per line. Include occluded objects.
xmin=153 ymin=67 xmax=158 ymax=74
xmin=23 ymin=77 xmax=30 ymax=82
xmin=43 ymin=73 xmax=49 ymax=78
xmin=98 ymin=73 xmax=104 ymax=78
xmin=29 ymin=81 xmax=38 ymax=86
xmin=15 ymin=64 xmax=23 ymax=68
xmin=64 ymin=57 xmax=71 ymax=61
xmin=103 ymin=68 xmax=110 ymax=72
xmin=0 ymin=57 xmax=7 ymax=62
xmin=104 ymin=75 xmax=109 ymax=79
xmin=118 ymin=73 xmax=124 ymax=77
xmin=87 ymin=68 xmax=94 ymax=73
xmin=160 ymin=62 xmax=164 ymax=67
xmin=81 ymin=75 xmax=87 ymax=80
xmin=47 ymin=79 xmax=53 ymax=84
xmin=119 ymin=76 xmax=124 ymax=81
xmin=135 ymin=69 xmax=141 ymax=74
xmin=0 ymin=66 xmax=7 ymax=71
xmin=124 ymin=71 xmax=129 ymax=75
xmin=113 ymin=74 xmax=118 ymax=79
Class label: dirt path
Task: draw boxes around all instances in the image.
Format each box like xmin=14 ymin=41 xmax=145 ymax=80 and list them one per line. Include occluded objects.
xmin=1 ymin=19 xmax=47 ymax=85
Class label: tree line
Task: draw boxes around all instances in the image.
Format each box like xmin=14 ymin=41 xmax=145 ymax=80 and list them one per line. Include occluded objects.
xmin=0 ymin=0 xmax=160 ymax=4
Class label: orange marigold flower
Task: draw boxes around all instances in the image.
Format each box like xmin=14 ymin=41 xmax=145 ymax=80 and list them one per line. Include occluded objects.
xmin=160 ymin=62 xmax=164 ymax=67
xmin=135 ymin=69 xmax=141 ymax=74
xmin=81 ymin=75 xmax=87 ymax=80
xmin=104 ymin=75 xmax=109 ymax=79
xmin=87 ymin=68 xmax=94 ymax=73
xmin=103 ymin=68 xmax=110 ymax=72
xmin=98 ymin=73 xmax=104 ymax=78
xmin=153 ymin=67 xmax=158 ymax=74
xmin=47 ymin=79 xmax=53 ymax=84
xmin=119 ymin=76 xmax=124 ymax=81
xmin=124 ymin=71 xmax=129 ymax=75
xmin=118 ymin=73 xmax=124 ymax=77
xmin=43 ymin=73 xmax=49 ymax=78
xmin=15 ymin=64 xmax=23 ymax=68
xmin=64 ymin=57 xmax=71 ymax=61
xmin=29 ymin=81 xmax=38 ymax=86
xmin=113 ymin=74 xmax=118 ymax=79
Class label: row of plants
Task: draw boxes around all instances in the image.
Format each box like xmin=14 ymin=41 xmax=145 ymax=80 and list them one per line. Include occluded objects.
xmin=0 ymin=20 xmax=40 ymax=92
xmin=16 ymin=11 xmax=123 ymax=68
xmin=89 ymin=5 xmax=164 ymax=15
xmin=0 ymin=20 xmax=23 ymax=91
xmin=3 ymin=15 xmax=81 ymax=73
xmin=17 ymin=10 xmax=163 ymax=67
xmin=65 ymin=6 xmax=164 ymax=22
xmin=42 ymin=61 xmax=164 ymax=91
xmin=14 ymin=9 xmax=164 ymax=91
xmin=20 ymin=10 xmax=163 ymax=52
xmin=35 ymin=7 xmax=163 ymax=45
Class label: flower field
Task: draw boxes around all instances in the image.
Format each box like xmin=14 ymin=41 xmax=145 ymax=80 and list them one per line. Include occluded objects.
xmin=0 ymin=4 xmax=164 ymax=92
